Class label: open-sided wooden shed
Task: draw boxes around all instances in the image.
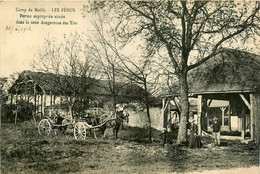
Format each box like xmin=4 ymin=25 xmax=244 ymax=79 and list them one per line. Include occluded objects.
xmin=162 ymin=49 xmax=260 ymax=143
xmin=7 ymin=71 xmax=146 ymax=118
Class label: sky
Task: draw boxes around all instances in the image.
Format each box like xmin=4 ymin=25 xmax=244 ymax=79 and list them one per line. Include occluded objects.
xmin=0 ymin=1 xmax=259 ymax=78
xmin=0 ymin=1 xmax=92 ymax=77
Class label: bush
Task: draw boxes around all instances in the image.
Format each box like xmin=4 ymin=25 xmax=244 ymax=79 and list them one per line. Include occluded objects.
xmin=1 ymin=104 xmax=16 ymax=123
xmin=1 ymin=100 xmax=34 ymax=123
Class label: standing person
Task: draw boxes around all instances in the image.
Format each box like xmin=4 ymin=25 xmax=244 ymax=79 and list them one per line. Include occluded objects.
xmin=188 ymin=117 xmax=196 ymax=148
xmin=212 ymin=116 xmax=221 ymax=146
xmin=188 ymin=117 xmax=202 ymax=148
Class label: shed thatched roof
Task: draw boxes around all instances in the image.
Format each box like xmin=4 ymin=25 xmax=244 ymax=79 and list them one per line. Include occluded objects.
xmin=8 ymin=71 xmax=146 ymax=102
xmin=162 ymin=48 xmax=260 ymax=97
xmin=189 ymin=48 xmax=260 ymax=94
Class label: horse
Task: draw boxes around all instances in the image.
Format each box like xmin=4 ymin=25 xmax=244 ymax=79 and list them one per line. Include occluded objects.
xmin=98 ymin=110 xmax=128 ymax=139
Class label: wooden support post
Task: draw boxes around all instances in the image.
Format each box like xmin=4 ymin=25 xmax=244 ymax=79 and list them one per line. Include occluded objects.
xmin=41 ymin=94 xmax=43 ymax=117
xmin=250 ymin=94 xmax=254 ymax=141
xmin=241 ymin=105 xmax=246 ymax=138
xmin=228 ymin=103 xmax=231 ymax=131
xmin=220 ymin=107 xmax=226 ymax=127
xmin=33 ymin=85 xmax=36 ymax=114
xmin=43 ymin=90 xmax=46 ymax=116
xmin=251 ymin=94 xmax=260 ymax=144
xmin=241 ymin=104 xmax=246 ymax=139
xmin=197 ymin=95 xmax=202 ymax=136
xmin=206 ymin=113 xmax=209 ymax=131
xmin=53 ymin=95 xmax=56 ymax=105
xmin=202 ymin=98 xmax=208 ymax=132
xmin=50 ymin=92 xmax=52 ymax=106
xmin=162 ymin=98 xmax=166 ymax=128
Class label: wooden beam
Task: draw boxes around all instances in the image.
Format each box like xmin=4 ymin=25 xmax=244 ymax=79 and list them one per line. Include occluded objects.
xmin=252 ymin=94 xmax=260 ymax=144
xmin=164 ymin=98 xmax=170 ymax=111
xmin=241 ymin=104 xmax=246 ymax=139
xmin=220 ymin=107 xmax=227 ymax=127
xmin=162 ymin=98 xmax=166 ymax=128
xmin=50 ymin=91 xmax=52 ymax=106
xmin=164 ymin=98 xmax=170 ymax=128
xmin=172 ymin=97 xmax=180 ymax=112
xmin=250 ymin=94 xmax=254 ymax=141
xmin=43 ymin=90 xmax=46 ymax=116
xmin=207 ymin=99 xmax=212 ymax=107
xmin=197 ymin=95 xmax=202 ymax=135
xmin=239 ymin=94 xmax=250 ymax=110
xmin=228 ymin=103 xmax=231 ymax=131
xmin=41 ymin=94 xmax=43 ymax=117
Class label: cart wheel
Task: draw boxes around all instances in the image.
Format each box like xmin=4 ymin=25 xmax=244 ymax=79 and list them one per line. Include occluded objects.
xmin=74 ymin=122 xmax=87 ymax=140
xmin=38 ymin=119 xmax=52 ymax=136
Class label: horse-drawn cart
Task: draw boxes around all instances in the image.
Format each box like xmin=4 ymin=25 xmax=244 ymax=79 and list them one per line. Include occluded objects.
xmin=38 ymin=107 xmax=128 ymax=139
xmin=74 ymin=112 xmax=114 ymax=140
xmin=38 ymin=106 xmax=75 ymax=136
xmin=74 ymin=110 xmax=128 ymax=140
xmin=38 ymin=116 xmax=74 ymax=136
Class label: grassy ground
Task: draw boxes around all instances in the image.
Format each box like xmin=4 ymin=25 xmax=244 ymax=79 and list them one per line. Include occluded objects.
xmin=1 ymin=120 xmax=259 ymax=174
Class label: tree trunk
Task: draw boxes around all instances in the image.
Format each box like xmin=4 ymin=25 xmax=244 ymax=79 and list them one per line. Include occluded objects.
xmin=113 ymin=94 xmax=117 ymax=113
xmin=112 ymin=65 xmax=117 ymax=113
xmin=144 ymin=80 xmax=152 ymax=141
xmin=176 ymin=72 xmax=189 ymax=145
xmin=146 ymin=102 xmax=152 ymax=141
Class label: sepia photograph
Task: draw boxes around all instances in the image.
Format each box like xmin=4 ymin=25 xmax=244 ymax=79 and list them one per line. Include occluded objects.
xmin=0 ymin=1 xmax=259 ymax=173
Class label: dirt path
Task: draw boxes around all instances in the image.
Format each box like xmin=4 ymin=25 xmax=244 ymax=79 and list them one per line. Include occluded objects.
xmin=186 ymin=166 xmax=259 ymax=174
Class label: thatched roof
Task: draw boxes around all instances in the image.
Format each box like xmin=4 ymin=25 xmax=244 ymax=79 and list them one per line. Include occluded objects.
xmin=162 ymin=48 xmax=260 ymax=97
xmin=9 ymin=71 xmax=96 ymax=95
xmin=8 ymin=71 xmax=146 ymax=102
xmin=189 ymin=48 xmax=260 ymax=94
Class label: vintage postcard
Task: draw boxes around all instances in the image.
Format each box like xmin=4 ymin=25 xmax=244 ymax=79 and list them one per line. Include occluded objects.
xmin=0 ymin=1 xmax=259 ymax=174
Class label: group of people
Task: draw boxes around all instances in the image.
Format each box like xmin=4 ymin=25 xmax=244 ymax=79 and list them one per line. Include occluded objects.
xmin=162 ymin=113 xmax=221 ymax=148
xmin=188 ymin=113 xmax=221 ymax=148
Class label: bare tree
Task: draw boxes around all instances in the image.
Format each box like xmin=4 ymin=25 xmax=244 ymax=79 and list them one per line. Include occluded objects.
xmin=118 ymin=55 xmax=160 ymax=141
xmin=86 ymin=15 xmax=160 ymax=139
xmin=85 ymin=20 xmax=123 ymax=112
xmin=32 ymin=32 xmax=96 ymax=119
xmin=85 ymin=1 xmax=260 ymax=144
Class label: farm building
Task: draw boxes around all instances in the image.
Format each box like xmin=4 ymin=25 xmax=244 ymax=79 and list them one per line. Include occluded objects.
xmin=162 ymin=49 xmax=260 ymax=143
xmin=6 ymin=70 xmax=146 ymax=119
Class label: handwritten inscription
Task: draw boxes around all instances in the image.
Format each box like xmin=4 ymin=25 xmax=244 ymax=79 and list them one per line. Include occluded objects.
xmin=6 ymin=25 xmax=32 ymax=34
xmin=7 ymin=6 xmax=78 ymax=33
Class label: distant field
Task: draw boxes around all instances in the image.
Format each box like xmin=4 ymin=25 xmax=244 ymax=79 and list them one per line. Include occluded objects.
xmin=1 ymin=120 xmax=259 ymax=173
